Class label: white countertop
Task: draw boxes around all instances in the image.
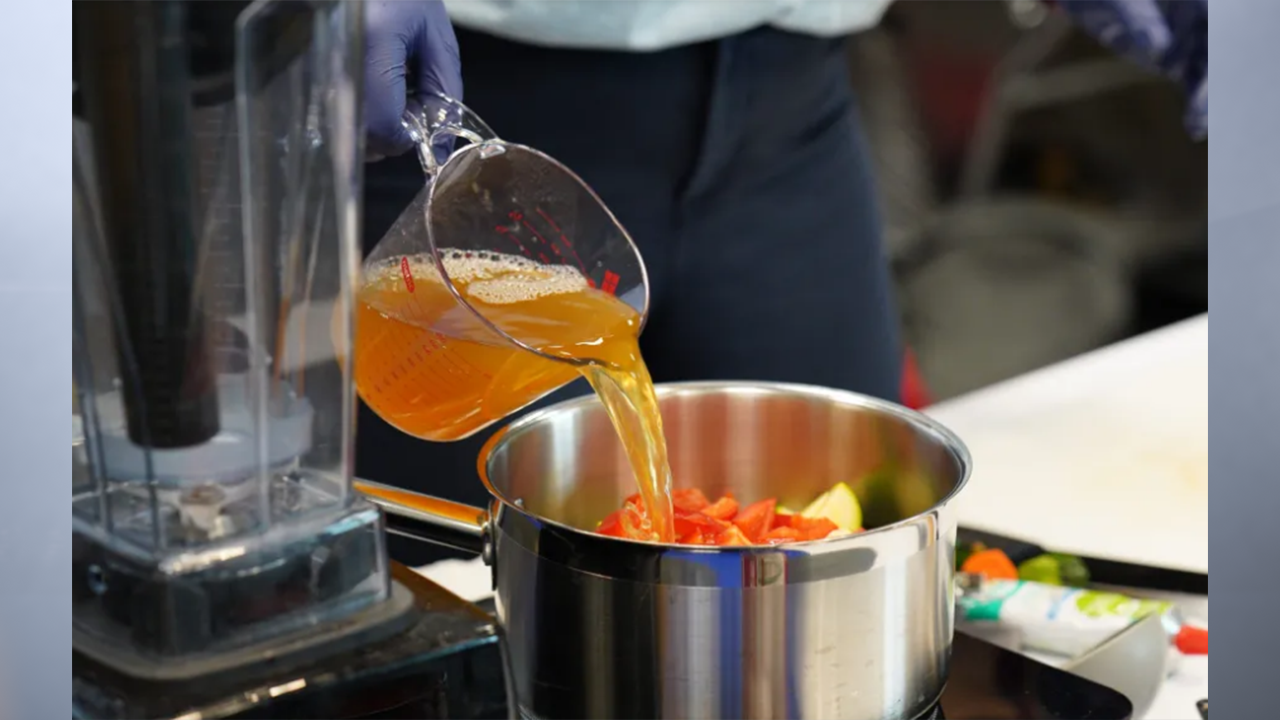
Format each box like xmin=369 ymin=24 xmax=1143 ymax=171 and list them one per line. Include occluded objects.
xmin=928 ymin=314 xmax=1208 ymax=575
xmin=415 ymin=316 xmax=1210 ymax=719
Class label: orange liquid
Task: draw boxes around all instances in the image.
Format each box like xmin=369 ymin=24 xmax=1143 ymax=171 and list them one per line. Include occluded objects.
xmin=354 ymin=252 xmax=675 ymax=541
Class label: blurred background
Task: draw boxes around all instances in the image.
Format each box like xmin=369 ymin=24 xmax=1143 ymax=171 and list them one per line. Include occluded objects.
xmin=849 ymin=0 xmax=1205 ymax=401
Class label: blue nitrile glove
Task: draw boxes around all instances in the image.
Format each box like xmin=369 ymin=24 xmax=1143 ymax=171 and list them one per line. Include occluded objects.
xmin=1057 ymin=0 xmax=1207 ymax=139
xmin=364 ymin=0 xmax=464 ymax=161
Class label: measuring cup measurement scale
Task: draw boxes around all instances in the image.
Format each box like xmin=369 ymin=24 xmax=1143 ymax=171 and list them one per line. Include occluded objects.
xmin=354 ymin=93 xmax=651 ymax=443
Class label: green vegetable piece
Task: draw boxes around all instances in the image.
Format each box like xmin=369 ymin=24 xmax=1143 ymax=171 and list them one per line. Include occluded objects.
xmin=1017 ymin=553 xmax=1091 ymax=587
xmin=1018 ymin=554 xmax=1062 ymax=585
xmin=1050 ymin=553 xmax=1091 ymax=587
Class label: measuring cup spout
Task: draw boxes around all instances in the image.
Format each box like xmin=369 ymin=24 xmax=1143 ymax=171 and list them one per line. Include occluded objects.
xmin=356 ymin=479 xmax=489 ymax=556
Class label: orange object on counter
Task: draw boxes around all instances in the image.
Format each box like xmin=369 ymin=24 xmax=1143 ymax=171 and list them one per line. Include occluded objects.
xmin=1175 ymin=625 xmax=1208 ymax=655
xmin=960 ymin=548 xmax=1020 ymax=580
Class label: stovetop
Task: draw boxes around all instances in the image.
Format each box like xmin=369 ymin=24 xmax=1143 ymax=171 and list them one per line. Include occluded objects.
xmin=939 ymin=631 xmax=1131 ymax=719
xmin=472 ymin=598 xmax=1132 ymax=720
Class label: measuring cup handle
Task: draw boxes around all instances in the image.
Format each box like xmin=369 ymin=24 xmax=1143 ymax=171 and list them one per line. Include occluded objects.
xmin=400 ymin=92 xmax=497 ymax=177
xmin=356 ymin=478 xmax=489 ymax=557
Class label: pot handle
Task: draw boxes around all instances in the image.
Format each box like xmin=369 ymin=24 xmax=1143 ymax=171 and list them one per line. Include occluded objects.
xmin=355 ymin=478 xmax=489 ymax=558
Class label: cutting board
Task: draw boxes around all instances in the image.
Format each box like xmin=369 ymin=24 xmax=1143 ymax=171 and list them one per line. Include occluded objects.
xmin=928 ymin=316 xmax=1208 ymax=575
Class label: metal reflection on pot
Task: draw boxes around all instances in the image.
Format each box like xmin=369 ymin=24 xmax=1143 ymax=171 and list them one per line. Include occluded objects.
xmin=358 ymin=380 xmax=972 ymax=720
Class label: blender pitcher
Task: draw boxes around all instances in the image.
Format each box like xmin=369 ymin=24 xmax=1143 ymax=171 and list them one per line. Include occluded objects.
xmin=357 ymin=93 xmax=650 ymax=441
xmin=72 ymin=0 xmax=395 ymax=678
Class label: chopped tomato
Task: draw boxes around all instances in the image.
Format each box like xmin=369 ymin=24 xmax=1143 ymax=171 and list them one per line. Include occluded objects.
xmin=598 ymin=505 xmax=653 ymax=541
xmin=787 ymin=516 xmax=839 ymax=541
xmin=623 ymin=493 xmax=647 ymax=516
xmin=733 ymin=499 xmax=777 ymax=543
xmin=672 ymin=488 xmax=711 ymax=513
xmin=623 ymin=505 xmax=656 ymax=539
xmin=596 ymin=488 xmax=856 ymax=545
xmin=701 ymin=494 xmax=739 ymax=521
xmin=764 ymin=526 xmax=803 ymax=544
xmin=597 ymin=509 xmax=627 ymax=538
xmin=715 ymin=525 xmax=752 ymax=546
xmin=680 ymin=529 xmax=708 ymax=545
xmin=674 ymin=511 xmax=729 ymax=537
xmin=599 ymin=503 xmax=652 ymax=541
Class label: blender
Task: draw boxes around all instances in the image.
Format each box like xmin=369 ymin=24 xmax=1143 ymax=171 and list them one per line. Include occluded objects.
xmin=71 ymin=2 xmax=512 ymax=717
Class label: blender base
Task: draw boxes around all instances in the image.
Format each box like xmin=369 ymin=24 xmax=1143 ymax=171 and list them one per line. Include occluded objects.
xmin=72 ymin=563 xmax=515 ymax=720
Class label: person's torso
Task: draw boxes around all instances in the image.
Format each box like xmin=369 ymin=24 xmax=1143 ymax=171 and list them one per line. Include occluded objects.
xmin=442 ymin=0 xmax=895 ymax=51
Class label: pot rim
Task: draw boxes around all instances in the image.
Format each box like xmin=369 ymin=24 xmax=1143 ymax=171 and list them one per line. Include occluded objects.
xmin=476 ymin=380 xmax=972 ymax=556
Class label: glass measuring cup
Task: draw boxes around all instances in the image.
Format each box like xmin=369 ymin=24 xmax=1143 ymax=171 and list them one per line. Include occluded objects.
xmin=357 ymin=93 xmax=650 ymax=442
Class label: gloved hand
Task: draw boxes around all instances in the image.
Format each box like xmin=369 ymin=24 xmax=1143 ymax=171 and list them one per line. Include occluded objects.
xmin=364 ymin=0 xmax=464 ymax=161
xmin=1056 ymin=0 xmax=1207 ymax=139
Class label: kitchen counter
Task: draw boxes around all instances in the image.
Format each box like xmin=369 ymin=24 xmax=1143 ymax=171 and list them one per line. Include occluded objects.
xmin=928 ymin=314 xmax=1208 ymax=575
xmin=927 ymin=314 xmax=1209 ymax=720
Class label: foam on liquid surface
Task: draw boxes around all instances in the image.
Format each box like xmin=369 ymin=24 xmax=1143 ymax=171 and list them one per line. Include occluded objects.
xmin=370 ymin=251 xmax=588 ymax=306
xmin=358 ymin=249 xmax=676 ymax=540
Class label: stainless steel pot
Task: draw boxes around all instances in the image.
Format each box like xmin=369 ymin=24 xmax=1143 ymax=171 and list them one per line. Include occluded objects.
xmin=359 ymin=381 xmax=972 ymax=720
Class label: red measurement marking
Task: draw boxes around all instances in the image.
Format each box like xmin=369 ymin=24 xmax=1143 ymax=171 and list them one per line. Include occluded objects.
xmin=535 ymin=207 xmax=587 ymax=273
xmin=400 ymin=256 xmax=415 ymax=293
xmin=495 ymin=225 xmax=533 ymax=258
xmin=519 ymin=218 xmax=552 ymax=248
xmin=602 ymin=270 xmax=620 ymax=295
